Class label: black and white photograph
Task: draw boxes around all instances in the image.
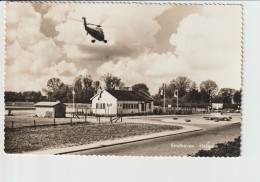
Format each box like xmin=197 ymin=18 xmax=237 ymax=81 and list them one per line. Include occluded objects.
xmin=4 ymin=2 xmax=242 ymax=157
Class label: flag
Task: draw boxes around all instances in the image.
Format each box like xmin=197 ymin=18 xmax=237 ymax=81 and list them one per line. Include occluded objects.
xmin=174 ymin=90 xmax=178 ymax=98
xmin=160 ymin=89 xmax=164 ymax=96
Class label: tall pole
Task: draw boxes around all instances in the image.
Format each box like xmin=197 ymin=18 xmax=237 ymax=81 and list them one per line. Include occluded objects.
xmin=163 ymin=83 xmax=166 ymax=114
xmin=177 ymin=89 xmax=179 ymax=111
xmin=72 ymin=88 xmax=75 ymax=116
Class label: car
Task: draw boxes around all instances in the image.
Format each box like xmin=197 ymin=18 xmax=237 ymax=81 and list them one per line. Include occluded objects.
xmin=203 ymin=112 xmax=232 ymax=121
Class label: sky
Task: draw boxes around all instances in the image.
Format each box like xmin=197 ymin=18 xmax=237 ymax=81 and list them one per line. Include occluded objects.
xmin=5 ymin=3 xmax=242 ymax=94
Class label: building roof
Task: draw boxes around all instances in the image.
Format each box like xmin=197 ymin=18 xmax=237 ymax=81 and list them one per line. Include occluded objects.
xmin=35 ymin=101 xmax=63 ymax=107
xmin=106 ymin=90 xmax=154 ymax=102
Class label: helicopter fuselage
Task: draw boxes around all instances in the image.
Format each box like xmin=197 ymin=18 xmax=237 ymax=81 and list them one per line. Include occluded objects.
xmin=82 ymin=17 xmax=107 ymax=43
xmin=84 ymin=26 xmax=105 ymax=41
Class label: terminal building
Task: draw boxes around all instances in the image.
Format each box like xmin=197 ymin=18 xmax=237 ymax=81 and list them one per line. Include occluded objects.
xmin=91 ymin=88 xmax=154 ymax=116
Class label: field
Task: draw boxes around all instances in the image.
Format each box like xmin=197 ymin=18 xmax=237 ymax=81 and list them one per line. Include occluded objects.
xmin=5 ymin=122 xmax=182 ymax=153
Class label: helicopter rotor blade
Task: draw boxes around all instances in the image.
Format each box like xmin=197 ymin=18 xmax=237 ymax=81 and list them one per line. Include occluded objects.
xmin=87 ymin=23 xmax=99 ymax=26
xmin=69 ymin=17 xmax=82 ymax=22
xmin=99 ymin=14 xmax=110 ymax=26
xmin=99 ymin=25 xmax=115 ymax=28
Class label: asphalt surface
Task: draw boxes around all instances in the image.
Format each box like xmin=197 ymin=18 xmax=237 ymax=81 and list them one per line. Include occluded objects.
xmin=71 ymin=118 xmax=241 ymax=156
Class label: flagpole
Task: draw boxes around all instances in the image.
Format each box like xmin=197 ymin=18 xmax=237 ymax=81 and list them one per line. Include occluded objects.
xmin=72 ymin=88 xmax=75 ymax=117
xmin=163 ymin=83 xmax=166 ymax=114
xmin=177 ymin=89 xmax=179 ymax=112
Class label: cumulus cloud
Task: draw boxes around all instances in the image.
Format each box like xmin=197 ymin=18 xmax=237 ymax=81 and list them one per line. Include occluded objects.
xmin=96 ymin=5 xmax=242 ymax=94
xmin=170 ymin=6 xmax=242 ymax=71
xmin=5 ymin=3 xmax=89 ymax=91
xmin=5 ymin=3 xmax=242 ymax=94
xmin=54 ymin=3 xmax=169 ymax=62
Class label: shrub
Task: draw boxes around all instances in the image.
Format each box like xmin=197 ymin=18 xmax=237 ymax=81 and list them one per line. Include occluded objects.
xmin=189 ymin=136 xmax=240 ymax=157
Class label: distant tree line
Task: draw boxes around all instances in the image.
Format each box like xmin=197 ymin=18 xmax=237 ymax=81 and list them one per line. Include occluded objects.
xmin=5 ymin=91 xmax=47 ymax=102
xmin=153 ymin=76 xmax=241 ymax=109
xmin=5 ymin=74 xmax=241 ymax=109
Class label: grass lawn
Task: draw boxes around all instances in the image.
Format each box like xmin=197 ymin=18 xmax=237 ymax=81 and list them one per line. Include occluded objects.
xmin=5 ymin=122 xmax=182 ymax=153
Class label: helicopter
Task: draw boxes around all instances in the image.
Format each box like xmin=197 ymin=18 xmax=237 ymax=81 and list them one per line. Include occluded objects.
xmin=82 ymin=17 xmax=108 ymax=43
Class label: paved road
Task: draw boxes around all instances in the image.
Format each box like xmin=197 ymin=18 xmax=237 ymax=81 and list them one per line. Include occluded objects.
xmin=72 ymin=122 xmax=241 ymax=156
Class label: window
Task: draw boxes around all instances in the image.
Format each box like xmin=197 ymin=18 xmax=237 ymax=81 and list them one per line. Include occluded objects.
xmin=149 ymin=103 xmax=151 ymax=109
xmin=96 ymin=103 xmax=99 ymax=109
xmin=123 ymin=104 xmax=125 ymax=109
xmin=103 ymin=103 xmax=105 ymax=109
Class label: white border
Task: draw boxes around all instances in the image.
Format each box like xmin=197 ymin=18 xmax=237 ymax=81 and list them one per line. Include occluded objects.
xmin=1 ymin=1 xmax=260 ymax=182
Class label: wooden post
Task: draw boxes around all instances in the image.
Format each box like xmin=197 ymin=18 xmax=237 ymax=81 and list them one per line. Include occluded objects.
xmin=54 ymin=119 xmax=55 ymax=128
xmin=99 ymin=115 xmax=100 ymax=124
xmin=34 ymin=120 xmax=36 ymax=129
xmin=71 ymin=117 xmax=72 ymax=125
xmin=121 ymin=111 xmax=122 ymax=122
xmin=110 ymin=116 xmax=112 ymax=123
xmin=85 ymin=113 xmax=87 ymax=122
xmin=12 ymin=121 xmax=14 ymax=129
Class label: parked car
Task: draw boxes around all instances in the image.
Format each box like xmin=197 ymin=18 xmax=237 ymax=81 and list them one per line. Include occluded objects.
xmin=203 ymin=112 xmax=232 ymax=121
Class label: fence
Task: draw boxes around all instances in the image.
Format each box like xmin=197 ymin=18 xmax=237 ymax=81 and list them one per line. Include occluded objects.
xmin=153 ymin=107 xmax=209 ymax=115
xmin=5 ymin=114 xmax=124 ymax=130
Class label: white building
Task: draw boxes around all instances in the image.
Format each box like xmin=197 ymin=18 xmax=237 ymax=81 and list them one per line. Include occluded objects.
xmin=91 ymin=89 xmax=154 ymax=116
xmin=212 ymin=103 xmax=224 ymax=110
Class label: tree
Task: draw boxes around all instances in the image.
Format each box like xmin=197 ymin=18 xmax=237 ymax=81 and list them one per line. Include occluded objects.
xmin=43 ymin=78 xmax=63 ymax=100
xmin=200 ymin=89 xmax=210 ymax=103
xmin=93 ymin=81 xmax=101 ymax=94
xmin=47 ymin=78 xmax=63 ymax=92
xmin=185 ymin=82 xmax=200 ymax=103
xmin=174 ymin=76 xmax=192 ymax=98
xmin=166 ymin=80 xmax=177 ymax=98
xmin=73 ymin=75 xmax=95 ymax=103
xmin=53 ymin=84 xmax=72 ymax=103
xmin=101 ymin=73 xmax=124 ymax=90
xmin=233 ymin=90 xmax=241 ymax=105
xmin=132 ymin=83 xmax=150 ymax=95
xmin=218 ymin=88 xmax=236 ymax=104
xmin=200 ymin=80 xmax=218 ymax=96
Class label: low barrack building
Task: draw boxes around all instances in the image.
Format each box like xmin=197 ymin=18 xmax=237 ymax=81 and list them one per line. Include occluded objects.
xmin=91 ymin=89 xmax=154 ymax=116
xmin=35 ymin=101 xmax=66 ymax=118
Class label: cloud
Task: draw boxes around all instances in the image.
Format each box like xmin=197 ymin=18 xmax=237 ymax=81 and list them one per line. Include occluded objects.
xmin=5 ymin=3 xmax=89 ymax=91
xmin=53 ymin=3 xmax=169 ymax=62
xmin=153 ymin=5 xmax=203 ymax=53
xmin=5 ymin=3 xmax=242 ymax=94
xmin=96 ymin=5 xmax=242 ymax=94
xmin=170 ymin=5 xmax=242 ymax=71
xmin=5 ymin=59 xmax=88 ymax=92
xmin=96 ymin=52 xmax=189 ymax=93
